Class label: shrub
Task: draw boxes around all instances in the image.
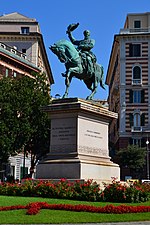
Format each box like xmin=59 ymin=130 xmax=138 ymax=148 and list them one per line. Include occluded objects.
xmin=0 ymin=178 xmax=102 ymax=202
xmin=0 ymin=178 xmax=149 ymax=203
xmin=102 ymin=179 xmax=149 ymax=203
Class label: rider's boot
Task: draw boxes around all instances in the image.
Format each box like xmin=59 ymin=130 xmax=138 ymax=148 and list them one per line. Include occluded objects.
xmin=88 ymin=62 xmax=93 ymax=76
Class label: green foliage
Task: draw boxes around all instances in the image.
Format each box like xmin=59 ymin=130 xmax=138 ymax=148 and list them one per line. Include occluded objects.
xmin=0 ymin=179 xmax=101 ymax=202
xmin=102 ymin=179 xmax=149 ymax=203
xmin=0 ymin=74 xmax=50 ymax=168
xmin=117 ymin=145 xmax=146 ymax=178
xmin=0 ymin=178 xmax=149 ymax=203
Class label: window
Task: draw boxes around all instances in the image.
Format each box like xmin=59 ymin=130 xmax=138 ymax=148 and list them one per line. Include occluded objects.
xmin=129 ymin=43 xmax=141 ymax=57
xmin=5 ymin=68 xmax=9 ymax=77
xmin=13 ymin=71 xmax=17 ymax=78
xmin=129 ymin=89 xmax=145 ymax=103
xmin=134 ymin=20 xmax=141 ymax=29
xmin=129 ymin=110 xmax=145 ymax=131
xmin=21 ymin=27 xmax=29 ymax=34
xmin=132 ymin=65 xmax=142 ymax=84
xmin=133 ymin=90 xmax=141 ymax=103
xmin=22 ymin=49 xmax=26 ymax=53
xmin=134 ymin=112 xmax=145 ymax=127
xmin=133 ymin=66 xmax=141 ymax=79
xmin=132 ymin=138 xmax=141 ymax=146
xmin=134 ymin=113 xmax=141 ymax=127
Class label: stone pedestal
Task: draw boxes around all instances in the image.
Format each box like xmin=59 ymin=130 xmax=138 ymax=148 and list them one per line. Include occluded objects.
xmin=36 ymin=98 xmax=120 ymax=183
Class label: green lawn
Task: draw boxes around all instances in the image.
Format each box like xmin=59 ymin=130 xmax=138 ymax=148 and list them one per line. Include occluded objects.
xmin=0 ymin=196 xmax=150 ymax=224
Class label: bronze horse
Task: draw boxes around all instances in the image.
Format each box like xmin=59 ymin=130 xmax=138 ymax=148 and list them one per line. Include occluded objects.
xmin=50 ymin=39 xmax=105 ymax=100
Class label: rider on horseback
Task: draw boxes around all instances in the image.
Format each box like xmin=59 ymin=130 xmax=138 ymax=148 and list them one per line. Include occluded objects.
xmin=50 ymin=24 xmax=105 ymax=99
xmin=66 ymin=23 xmax=97 ymax=76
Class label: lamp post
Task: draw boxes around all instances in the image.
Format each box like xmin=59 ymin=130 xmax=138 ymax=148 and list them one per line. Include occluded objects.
xmin=146 ymin=139 xmax=149 ymax=180
xmin=23 ymin=145 xmax=26 ymax=179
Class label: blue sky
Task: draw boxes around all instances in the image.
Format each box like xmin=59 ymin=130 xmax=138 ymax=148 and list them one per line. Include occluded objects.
xmin=1 ymin=0 xmax=150 ymax=100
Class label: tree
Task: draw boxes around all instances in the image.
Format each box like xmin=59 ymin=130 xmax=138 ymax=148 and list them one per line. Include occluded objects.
xmin=117 ymin=144 xmax=146 ymax=179
xmin=23 ymin=73 xmax=51 ymax=175
xmin=0 ymin=78 xmax=18 ymax=165
xmin=0 ymin=73 xmax=51 ymax=175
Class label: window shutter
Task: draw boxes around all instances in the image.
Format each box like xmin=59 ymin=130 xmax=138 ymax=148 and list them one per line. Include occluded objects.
xmin=129 ymin=113 xmax=133 ymax=127
xmin=141 ymin=138 xmax=145 ymax=147
xmin=141 ymin=90 xmax=145 ymax=103
xmin=129 ymin=44 xmax=133 ymax=57
xmin=129 ymin=90 xmax=133 ymax=103
xmin=141 ymin=113 xmax=145 ymax=126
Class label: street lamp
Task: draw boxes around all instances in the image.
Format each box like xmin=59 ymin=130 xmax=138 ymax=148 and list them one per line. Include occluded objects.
xmin=146 ymin=139 xmax=149 ymax=180
xmin=23 ymin=145 xmax=26 ymax=179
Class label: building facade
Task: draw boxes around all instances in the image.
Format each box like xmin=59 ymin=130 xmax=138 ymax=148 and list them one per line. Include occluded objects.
xmin=0 ymin=12 xmax=54 ymax=84
xmin=0 ymin=41 xmax=41 ymax=79
xmin=106 ymin=12 xmax=150 ymax=179
xmin=0 ymin=12 xmax=54 ymax=181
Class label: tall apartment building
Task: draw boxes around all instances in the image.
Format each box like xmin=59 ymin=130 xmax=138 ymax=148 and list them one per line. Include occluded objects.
xmin=0 ymin=12 xmax=54 ymax=85
xmin=106 ymin=12 xmax=150 ymax=179
xmin=0 ymin=41 xmax=41 ymax=79
xmin=0 ymin=12 xmax=54 ymax=181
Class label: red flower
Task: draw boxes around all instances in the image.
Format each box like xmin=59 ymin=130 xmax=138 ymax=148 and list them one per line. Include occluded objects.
xmin=0 ymin=202 xmax=150 ymax=215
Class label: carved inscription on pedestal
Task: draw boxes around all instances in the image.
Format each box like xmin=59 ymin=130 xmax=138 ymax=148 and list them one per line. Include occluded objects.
xmin=78 ymin=117 xmax=109 ymax=157
xmin=52 ymin=126 xmax=76 ymax=141
xmin=85 ymin=129 xmax=102 ymax=139
xmin=50 ymin=118 xmax=76 ymax=153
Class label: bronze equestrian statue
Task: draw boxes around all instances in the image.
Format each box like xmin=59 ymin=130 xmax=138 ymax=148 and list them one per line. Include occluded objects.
xmin=50 ymin=23 xmax=105 ymax=100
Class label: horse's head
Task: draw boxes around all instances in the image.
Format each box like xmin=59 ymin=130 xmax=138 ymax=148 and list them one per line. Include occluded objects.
xmin=50 ymin=39 xmax=80 ymax=65
xmin=49 ymin=43 xmax=68 ymax=63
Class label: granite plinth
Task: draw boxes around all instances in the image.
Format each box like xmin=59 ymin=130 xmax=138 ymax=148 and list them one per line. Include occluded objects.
xmin=36 ymin=98 xmax=120 ymax=183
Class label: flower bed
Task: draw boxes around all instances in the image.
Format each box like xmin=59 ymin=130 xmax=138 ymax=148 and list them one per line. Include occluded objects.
xmin=0 ymin=202 xmax=150 ymax=215
xmin=0 ymin=178 xmax=149 ymax=203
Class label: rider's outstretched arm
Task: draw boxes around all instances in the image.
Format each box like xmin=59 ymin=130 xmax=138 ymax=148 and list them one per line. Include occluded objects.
xmin=67 ymin=31 xmax=80 ymax=46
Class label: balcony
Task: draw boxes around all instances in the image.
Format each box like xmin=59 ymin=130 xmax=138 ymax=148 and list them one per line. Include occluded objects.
xmin=0 ymin=42 xmax=27 ymax=60
xmin=131 ymin=126 xmax=142 ymax=132
xmin=120 ymin=28 xmax=149 ymax=34
xmin=132 ymin=79 xmax=142 ymax=85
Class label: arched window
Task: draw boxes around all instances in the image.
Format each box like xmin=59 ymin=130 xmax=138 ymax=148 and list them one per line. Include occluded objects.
xmin=130 ymin=110 xmax=145 ymax=132
xmin=132 ymin=65 xmax=142 ymax=84
xmin=133 ymin=112 xmax=141 ymax=127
